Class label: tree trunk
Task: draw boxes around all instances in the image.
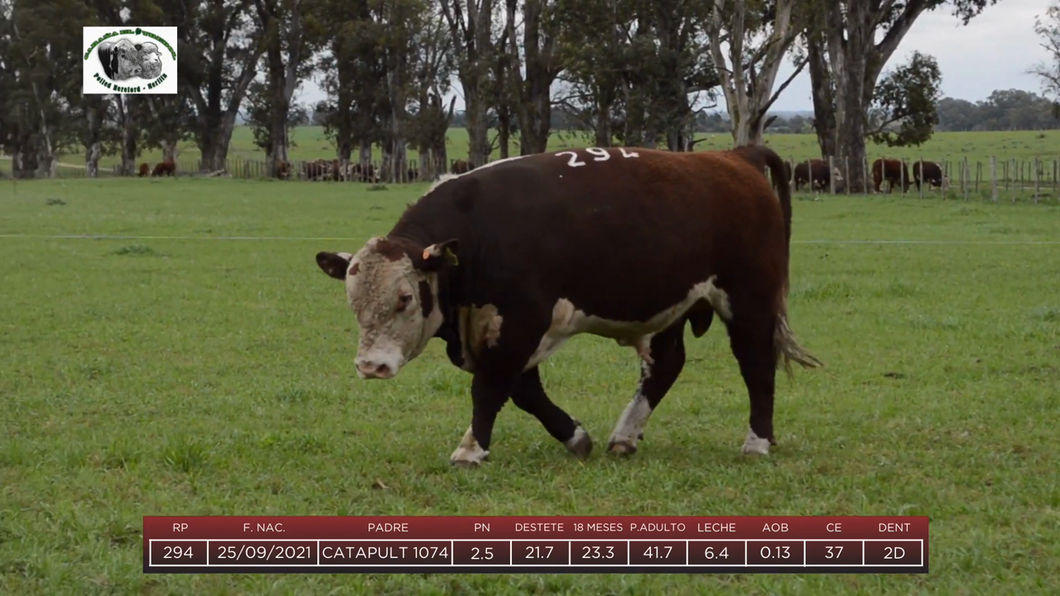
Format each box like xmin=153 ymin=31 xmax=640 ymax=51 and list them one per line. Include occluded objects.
xmin=160 ymin=140 xmax=177 ymax=162
xmin=807 ymin=35 xmax=836 ymax=158
xmin=508 ymin=0 xmax=554 ymax=155
xmin=497 ymin=107 xmax=510 ymax=159
xmin=117 ymin=95 xmax=139 ymax=175
xmin=84 ymin=102 xmax=102 ymax=178
xmin=463 ymin=83 xmax=491 ymax=165
xmin=12 ymin=137 xmax=38 ymax=179
xmin=594 ymin=89 xmax=613 ymax=147
xmin=827 ymin=4 xmax=872 ymax=193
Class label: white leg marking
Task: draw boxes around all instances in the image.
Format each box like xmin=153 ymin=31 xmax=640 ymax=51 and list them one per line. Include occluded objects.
xmin=742 ymin=427 xmax=771 ymax=456
xmin=450 ymin=425 xmax=489 ymax=467
xmin=608 ymin=364 xmax=653 ymax=455
xmin=564 ymin=425 xmax=593 ymax=460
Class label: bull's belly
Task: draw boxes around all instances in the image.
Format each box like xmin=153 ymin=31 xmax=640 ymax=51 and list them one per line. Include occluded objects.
xmin=523 ymin=277 xmax=730 ymax=371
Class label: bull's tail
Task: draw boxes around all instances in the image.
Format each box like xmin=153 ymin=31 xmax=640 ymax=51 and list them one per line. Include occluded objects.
xmin=774 ymin=297 xmax=824 ymax=377
xmin=755 ymin=146 xmax=823 ymax=376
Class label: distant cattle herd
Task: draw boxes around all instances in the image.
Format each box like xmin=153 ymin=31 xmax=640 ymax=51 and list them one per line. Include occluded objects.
xmin=133 ymin=154 xmax=950 ymax=193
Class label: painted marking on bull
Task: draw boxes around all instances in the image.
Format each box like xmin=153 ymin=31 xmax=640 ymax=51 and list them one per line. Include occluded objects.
xmin=451 ymin=425 xmax=489 ymax=467
xmin=556 ymin=147 xmax=640 ymax=168
xmin=742 ymin=427 xmax=771 ymax=455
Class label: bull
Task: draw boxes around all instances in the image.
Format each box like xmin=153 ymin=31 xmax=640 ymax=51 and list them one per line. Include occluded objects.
xmin=913 ymin=160 xmax=948 ymax=191
xmin=794 ymin=159 xmax=845 ymax=193
xmin=871 ymin=158 xmax=912 ymax=193
xmin=315 ymin=146 xmax=822 ymax=467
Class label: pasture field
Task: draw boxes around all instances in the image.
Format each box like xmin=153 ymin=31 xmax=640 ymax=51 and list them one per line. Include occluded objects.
xmin=45 ymin=125 xmax=1060 ymax=175
xmin=2 ymin=178 xmax=1060 ymax=595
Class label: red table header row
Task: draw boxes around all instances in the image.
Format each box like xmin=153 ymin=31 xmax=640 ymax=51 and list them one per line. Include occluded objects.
xmin=143 ymin=516 xmax=929 ymax=540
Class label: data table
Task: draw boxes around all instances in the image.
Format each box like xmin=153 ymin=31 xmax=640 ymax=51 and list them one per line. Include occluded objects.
xmin=144 ymin=516 xmax=928 ymax=574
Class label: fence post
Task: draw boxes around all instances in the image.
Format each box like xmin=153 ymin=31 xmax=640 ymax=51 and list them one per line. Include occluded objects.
xmin=1034 ymin=157 xmax=1041 ymax=204
xmin=864 ymin=157 xmax=870 ymax=195
xmin=990 ymin=156 xmax=997 ymax=202
xmin=899 ymin=158 xmax=905 ymax=193
xmin=975 ymin=160 xmax=981 ymax=193
xmin=828 ymin=156 xmax=835 ymax=195
xmin=962 ymin=157 xmax=969 ymax=201
xmin=917 ymin=156 xmax=923 ymax=199
xmin=843 ymin=156 xmax=850 ymax=195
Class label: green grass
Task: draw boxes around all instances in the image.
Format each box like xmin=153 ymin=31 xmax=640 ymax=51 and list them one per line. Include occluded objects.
xmin=38 ymin=126 xmax=1060 ymax=175
xmin=2 ymin=178 xmax=1059 ymax=594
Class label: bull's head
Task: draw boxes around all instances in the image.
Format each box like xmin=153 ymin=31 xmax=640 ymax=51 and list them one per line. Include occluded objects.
xmin=315 ymin=236 xmax=458 ymax=380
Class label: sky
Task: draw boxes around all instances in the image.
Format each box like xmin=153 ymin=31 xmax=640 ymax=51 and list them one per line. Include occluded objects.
xmin=292 ymin=0 xmax=1057 ymax=114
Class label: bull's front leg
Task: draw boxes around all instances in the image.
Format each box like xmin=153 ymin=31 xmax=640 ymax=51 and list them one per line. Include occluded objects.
xmin=450 ymin=369 xmax=518 ymax=468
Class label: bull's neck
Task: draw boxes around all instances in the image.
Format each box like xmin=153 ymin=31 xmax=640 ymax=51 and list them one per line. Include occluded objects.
xmin=387 ymin=207 xmax=471 ymax=255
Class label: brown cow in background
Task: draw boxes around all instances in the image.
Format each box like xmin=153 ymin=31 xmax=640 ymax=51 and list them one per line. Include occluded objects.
xmin=275 ymin=161 xmax=291 ymax=180
xmin=913 ymin=160 xmax=949 ymax=191
xmin=451 ymin=159 xmax=474 ymax=174
xmin=793 ymin=159 xmax=845 ymax=192
xmin=871 ymin=158 xmax=911 ymax=193
xmin=138 ymin=163 xmax=150 ymax=177
xmin=303 ymin=159 xmax=333 ymax=181
xmin=151 ymin=161 xmax=176 ymax=177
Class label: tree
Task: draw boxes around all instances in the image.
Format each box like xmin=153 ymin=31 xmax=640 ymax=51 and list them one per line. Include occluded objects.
xmin=865 ymin=51 xmax=942 ymax=147
xmin=804 ymin=0 xmax=1001 ymax=192
xmin=503 ymin=0 xmax=561 ymax=154
xmin=315 ymin=0 xmax=387 ymax=166
xmin=142 ymin=94 xmax=194 ymax=162
xmin=439 ymin=0 xmax=499 ymax=166
xmin=554 ymin=0 xmax=717 ymax=150
xmin=4 ymin=0 xmax=92 ymax=178
xmin=707 ymin=0 xmax=806 ymax=146
xmin=404 ymin=5 xmax=456 ymax=177
xmin=158 ymin=0 xmax=265 ymax=171
xmin=1030 ymin=1 xmax=1060 ymax=118
xmin=251 ymin=0 xmax=318 ymax=173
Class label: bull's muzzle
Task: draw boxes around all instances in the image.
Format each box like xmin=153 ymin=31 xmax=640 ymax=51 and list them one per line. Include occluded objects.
xmin=355 ymin=358 xmax=396 ymax=380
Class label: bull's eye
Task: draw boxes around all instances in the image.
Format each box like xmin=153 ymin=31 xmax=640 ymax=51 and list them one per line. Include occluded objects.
xmin=396 ymin=293 xmax=413 ymax=312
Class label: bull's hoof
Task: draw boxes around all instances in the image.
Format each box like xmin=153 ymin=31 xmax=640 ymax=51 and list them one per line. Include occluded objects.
xmin=741 ymin=428 xmax=772 ymax=456
xmin=607 ymin=438 xmax=638 ymax=456
xmin=450 ymin=445 xmax=490 ymax=468
xmin=564 ymin=426 xmax=593 ymax=460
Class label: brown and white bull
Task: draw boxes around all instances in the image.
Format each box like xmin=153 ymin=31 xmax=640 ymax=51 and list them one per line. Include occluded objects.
xmin=794 ymin=159 xmax=845 ymax=193
xmin=315 ymin=146 xmax=822 ymax=467
xmin=913 ymin=160 xmax=949 ymax=191
xmin=871 ymin=158 xmax=912 ymax=193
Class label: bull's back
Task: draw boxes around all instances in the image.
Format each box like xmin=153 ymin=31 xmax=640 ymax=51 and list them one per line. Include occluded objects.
xmin=454 ymin=149 xmax=787 ymax=319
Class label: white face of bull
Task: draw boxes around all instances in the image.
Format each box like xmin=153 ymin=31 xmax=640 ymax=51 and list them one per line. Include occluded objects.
xmin=315 ymin=237 xmax=458 ymax=380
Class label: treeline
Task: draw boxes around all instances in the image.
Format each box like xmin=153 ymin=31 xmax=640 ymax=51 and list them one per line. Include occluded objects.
xmin=2 ymin=0 xmax=1057 ymax=190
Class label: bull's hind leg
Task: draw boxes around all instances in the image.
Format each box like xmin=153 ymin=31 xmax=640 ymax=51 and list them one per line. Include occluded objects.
xmin=606 ymin=319 xmax=686 ymax=456
xmin=510 ymin=367 xmax=592 ymax=459
xmin=725 ymin=304 xmax=779 ymax=456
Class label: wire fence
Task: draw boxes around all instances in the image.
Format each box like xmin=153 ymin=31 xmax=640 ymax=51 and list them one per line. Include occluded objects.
xmin=7 ymin=154 xmax=1060 ymax=203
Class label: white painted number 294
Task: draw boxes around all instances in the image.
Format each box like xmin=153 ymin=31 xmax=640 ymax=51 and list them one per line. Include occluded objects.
xmin=557 ymin=147 xmax=639 ymax=168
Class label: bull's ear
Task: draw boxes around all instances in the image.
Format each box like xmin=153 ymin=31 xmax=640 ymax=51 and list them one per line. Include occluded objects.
xmin=316 ymin=251 xmax=354 ymax=280
xmin=418 ymin=239 xmax=460 ymax=271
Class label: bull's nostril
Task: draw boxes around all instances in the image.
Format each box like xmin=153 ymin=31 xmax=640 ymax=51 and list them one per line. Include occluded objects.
xmin=375 ymin=364 xmax=390 ymax=376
